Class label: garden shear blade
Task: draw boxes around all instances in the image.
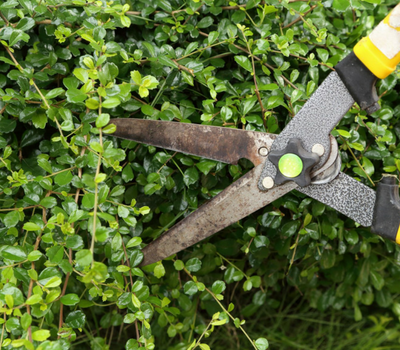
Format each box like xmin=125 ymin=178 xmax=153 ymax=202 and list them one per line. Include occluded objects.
xmin=110 ymin=3 xmax=400 ymax=266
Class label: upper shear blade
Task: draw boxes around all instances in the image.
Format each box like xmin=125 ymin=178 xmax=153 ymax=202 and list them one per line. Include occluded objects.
xmin=110 ymin=119 xmax=276 ymax=166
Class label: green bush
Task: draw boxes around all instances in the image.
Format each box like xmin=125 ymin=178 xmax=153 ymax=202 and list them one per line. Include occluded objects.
xmin=1 ymin=0 xmax=400 ymax=349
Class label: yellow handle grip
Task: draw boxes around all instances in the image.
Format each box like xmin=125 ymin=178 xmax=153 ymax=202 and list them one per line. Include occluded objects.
xmin=354 ymin=4 xmax=400 ymax=79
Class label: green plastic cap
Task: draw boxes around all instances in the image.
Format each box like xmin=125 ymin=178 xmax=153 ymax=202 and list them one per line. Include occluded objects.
xmin=278 ymin=153 xmax=303 ymax=178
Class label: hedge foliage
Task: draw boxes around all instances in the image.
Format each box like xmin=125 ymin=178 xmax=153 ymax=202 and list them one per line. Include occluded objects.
xmin=1 ymin=0 xmax=400 ymax=349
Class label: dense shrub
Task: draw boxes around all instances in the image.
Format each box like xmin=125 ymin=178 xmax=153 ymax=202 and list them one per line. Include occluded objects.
xmin=1 ymin=0 xmax=400 ymax=349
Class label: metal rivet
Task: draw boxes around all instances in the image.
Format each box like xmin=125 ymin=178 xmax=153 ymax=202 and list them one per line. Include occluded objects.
xmin=312 ymin=144 xmax=325 ymax=157
xmin=258 ymin=147 xmax=269 ymax=157
xmin=262 ymin=176 xmax=274 ymax=189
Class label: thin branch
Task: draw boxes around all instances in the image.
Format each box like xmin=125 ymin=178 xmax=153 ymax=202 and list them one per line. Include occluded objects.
xmin=35 ymin=20 xmax=73 ymax=28
xmin=0 ymin=11 xmax=9 ymax=26
xmin=283 ymin=5 xmax=318 ymax=29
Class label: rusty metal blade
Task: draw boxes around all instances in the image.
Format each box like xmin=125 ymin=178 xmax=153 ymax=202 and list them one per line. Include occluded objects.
xmin=140 ymin=164 xmax=297 ymax=266
xmin=110 ymin=119 xmax=276 ymax=166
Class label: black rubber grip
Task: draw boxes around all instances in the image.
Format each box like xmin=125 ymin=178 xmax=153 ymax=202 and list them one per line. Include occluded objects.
xmin=371 ymin=175 xmax=400 ymax=242
xmin=335 ymin=52 xmax=380 ymax=115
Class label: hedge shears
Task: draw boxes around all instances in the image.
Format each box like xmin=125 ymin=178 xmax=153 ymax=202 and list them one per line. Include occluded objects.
xmin=110 ymin=4 xmax=400 ymax=266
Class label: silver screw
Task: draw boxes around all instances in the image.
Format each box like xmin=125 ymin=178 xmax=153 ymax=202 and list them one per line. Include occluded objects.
xmin=312 ymin=144 xmax=325 ymax=157
xmin=262 ymin=176 xmax=274 ymax=189
xmin=258 ymin=147 xmax=269 ymax=157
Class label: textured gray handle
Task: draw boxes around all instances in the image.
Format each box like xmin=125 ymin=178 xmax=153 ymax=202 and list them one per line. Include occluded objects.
xmin=299 ymin=172 xmax=375 ymax=227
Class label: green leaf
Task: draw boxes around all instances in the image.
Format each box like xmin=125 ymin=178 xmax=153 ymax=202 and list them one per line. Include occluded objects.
xmin=212 ymin=280 xmax=226 ymax=294
xmin=370 ymin=270 xmax=384 ymax=290
xmin=196 ymin=160 xmax=217 ymax=175
xmin=197 ymin=16 xmax=213 ymax=29
xmin=102 ymin=97 xmax=121 ymax=109
xmin=186 ymin=258 xmax=202 ymax=272
xmin=112 ymin=232 xmax=122 ymax=251
xmin=21 ymin=313 xmax=32 ymax=330
xmin=221 ymin=106 xmax=233 ymax=121
xmin=37 ymin=155 xmax=53 ymax=173
xmin=32 ymin=113 xmax=47 ymax=129
xmin=199 ymin=344 xmax=210 ymax=350
xmin=90 ymin=141 xmax=104 ymax=153
xmin=243 ymin=279 xmax=253 ymax=291
xmin=25 ymin=294 xmax=42 ymax=305
xmin=138 ymin=86 xmax=149 ymax=98
xmin=27 ymin=250 xmax=42 ymax=261
xmin=184 ymin=281 xmax=198 ymax=295
xmin=55 ymin=170 xmax=73 ymax=186
xmin=131 ymin=293 xmax=141 ymax=308
xmin=32 ymin=330 xmax=50 ymax=341
xmin=76 ymin=249 xmax=93 ymax=267
xmin=131 ymin=70 xmax=142 ymax=85
xmin=376 ymin=288 xmax=392 ymax=308
xmin=4 ymin=210 xmax=20 ymax=228
xmin=73 ymin=68 xmax=89 ymax=83
xmin=1 ymin=245 xmax=27 ymax=262
xmin=118 ymin=205 xmax=130 ymax=218
xmin=98 ymin=62 xmax=119 ymax=86
xmin=9 ymin=30 xmax=30 ymax=46
xmin=154 ymin=263 xmax=166 ymax=278
xmin=183 ymin=167 xmax=199 ymax=187
xmin=120 ymin=15 xmax=131 ymax=28
xmin=45 ymin=88 xmax=65 ymax=99
xmin=103 ymin=124 xmax=116 ymax=134
xmin=95 ymin=173 xmax=107 ymax=183
xmin=126 ymin=237 xmax=142 ymax=248
xmin=46 ymin=245 xmax=64 ymax=263
xmin=291 ymin=89 xmax=303 ymax=103
xmin=66 ymin=310 xmax=86 ymax=329
xmin=45 ymin=276 xmax=62 ymax=288
xmin=122 ymin=165 xmax=134 ymax=182
xmin=234 ymin=55 xmax=253 ymax=73
xmin=142 ymin=75 xmax=159 ymax=89
xmin=0 ymin=284 xmax=24 ymax=306
xmin=15 ymin=17 xmax=35 ymax=31
xmin=155 ymin=0 xmax=172 ymax=12
xmin=124 ymin=313 xmax=136 ymax=324
xmin=208 ymin=31 xmax=219 ymax=45
xmin=86 ymin=98 xmax=99 ymax=110
xmin=40 ymin=196 xmax=57 ymax=208
xmin=255 ymin=337 xmax=269 ymax=350
xmin=174 ymin=260 xmax=184 ymax=271
xmin=66 ymin=88 xmax=87 ymax=103
xmin=61 ymin=294 xmax=80 ymax=306
xmin=5 ymin=294 xmax=13 ymax=309
xmin=96 ymin=113 xmax=110 ymax=128
xmin=332 ymin=0 xmax=350 ymax=11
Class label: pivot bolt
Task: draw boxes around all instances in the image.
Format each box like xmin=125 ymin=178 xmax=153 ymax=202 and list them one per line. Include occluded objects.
xmin=278 ymin=153 xmax=303 ymax=178
xmin=312 ymin=144 xmax=325 ymax=157
xmin=268 ymin=138 xmax=320 ymax=187
xmin=262 ymin=176 xmax=274 ymax=189
xmin=258 ymin=147 xmax=269 ymax=157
